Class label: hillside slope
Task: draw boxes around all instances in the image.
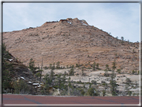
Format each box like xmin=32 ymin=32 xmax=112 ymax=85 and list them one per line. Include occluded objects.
xmin=3 ymin=18 xmax=139 ymax=73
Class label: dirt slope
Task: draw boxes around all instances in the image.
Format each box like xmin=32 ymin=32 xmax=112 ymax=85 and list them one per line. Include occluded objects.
xmin=3 ymin=18 xmax=139 ymax=73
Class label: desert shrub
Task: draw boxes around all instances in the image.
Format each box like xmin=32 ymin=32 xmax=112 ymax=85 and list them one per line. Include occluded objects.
xmin=87 ymin=88 xmax=94 ymax=96
xmin=29 ymin=58 xmax=36 ymax=74
xmin=2 ymin=43 xmax=14 ymax=92
xmin=35 ymin=72 xmax=41 ymax=78
xmin=110 ymin=80 xmax=117 ymax=96
xmin=2 ymin=43 xmax=11 ymax=60
xmin=132 ymin=70 xmax=135 ymax=74
xmin=96 ymin=63 xmax=99 ymax=69
xmin=3 ymin=69 xmax=12 ymax=91
xmin=44 ymin=66 xmax=48 ymax=69
xmin=85 ymin=88 xmax=98 ymax=96
xmin=69 ymin=65 xmax=74 ymax=76
xmin=13 ymin=79 xmax=30 ymax=94
xmin=60 ymin=89 xmax=68 ymax=95
xmin=102 ymin=90 xmax=106 ymax=96
xmin=56 ymin=61 xmax=60 ymax=69
xmin=128 ymin=91 xmax=132 ymax=96
xmin=126 ymin=78 xmax=131 ymax=85
xmin=116 ymin=69 xmax=121 ymax=74
xmin=133 ymin=93 xmax=136 ymax=96
xmin=70 ymin=88 xmax=81 ymax=96
xmin=76 ymin=64 xmax=79 ymax=67
xmin=92 ymin=62 xmax=96 ymax=71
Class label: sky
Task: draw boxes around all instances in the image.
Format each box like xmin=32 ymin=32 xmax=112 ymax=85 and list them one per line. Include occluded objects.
xmin=3 ymin=2 xmax=140 ymax=42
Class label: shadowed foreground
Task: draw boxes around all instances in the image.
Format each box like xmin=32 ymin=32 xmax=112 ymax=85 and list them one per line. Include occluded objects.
xmin=3 ymin=94 xmax=140 ymax=106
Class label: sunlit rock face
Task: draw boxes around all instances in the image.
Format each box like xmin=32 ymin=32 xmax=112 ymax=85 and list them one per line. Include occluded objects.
xmin=3 ymin=18 xmax=139 ymax=73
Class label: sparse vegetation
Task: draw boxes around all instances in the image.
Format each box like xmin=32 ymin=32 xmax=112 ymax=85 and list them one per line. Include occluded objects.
xmin=116 ymin=69 xmax=121 ymax=74
xmin=13 ymin=79 xmax=30 ymax=94
xmin=2 ymin=43 xmax=14 ymax=93
xmin=2 ymin=18 xmax=139 ymax=97
xmin=69 ymin=65 xmax=74 ymax=76
xmin=110 ymin=60 xmax=117 ymax=96
xmin=76 ymin=63 xmax=79 ymax=67
xmin=102 ymin=90 xmax=106 ymax=96
xmin=56 ymin=61 xmax=60 ymax=69
xmin=93 ymin=61 xmax=96 ymax=71
xmin=86 ymin=88 xmax=98 ymax=96
xmin=44 ymin=66 xmax=48 ymax=69
xmin=96 ymin=63 xmax=99 ymax=69
xmin=121 ymin=36 xmax=124 ymax=44
xmin=29 ymin=58 xmax=36 ymax=74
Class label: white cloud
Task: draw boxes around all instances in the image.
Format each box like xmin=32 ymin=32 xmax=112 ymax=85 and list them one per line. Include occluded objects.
xmin=3 ymin=3 xmax=140 ymax=42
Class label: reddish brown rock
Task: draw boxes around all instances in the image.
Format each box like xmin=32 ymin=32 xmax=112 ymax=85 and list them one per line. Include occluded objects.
xmin=3 ymin=18 xmax=139 ymax=72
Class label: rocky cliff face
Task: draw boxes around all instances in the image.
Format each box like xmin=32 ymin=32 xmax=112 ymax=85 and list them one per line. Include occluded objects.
xmin=3 ymin=18 xmax=139 ymax=73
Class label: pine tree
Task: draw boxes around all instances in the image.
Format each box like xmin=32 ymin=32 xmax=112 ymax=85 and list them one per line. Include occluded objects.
xmin=121 ymin=36 xmax=124 ymax=44
xmin=69 ymin=65 xmax=74 ymax=76
xmin=57 ymin=74 xmax=61 ymax=88
xmin=56 ymin=61 xmax=60 ymax=69
xmin=93 ymin=61 xmax=96 ymax=71
xmin=81 ymin=67 xmax=84 ymax=76
xmin=106 ymin=64 xmax=109 ymax=71
xmin=110 ymin=60 xmax=117 ymax=96
xmin=50 ymin=67 xmax=54 ymax=81
xmin=2 ymin=43 xmax=13 ymax=92
xmin=96 ymin=63 xmax=99 ymax=69
xmin=52 ymin=63 xmax=55 ymax=70
xmin=49 ymin=64 xmax=52 ymax=69
xmin=29 ymin=58 xmax=36 ymax=74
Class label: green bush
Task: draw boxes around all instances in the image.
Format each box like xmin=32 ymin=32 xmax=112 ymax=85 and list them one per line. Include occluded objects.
xmin=29 ymin=58 xmax=36 ymax=74
xmin=44 ymin=66 xmax=48 ymax=69
xmin=102 ymin=90 xmax=106 ymax=96
xmin=35 ymin=72 xmax=41 ymax=78
xmin=93 ymin=62 xmax=96 ymax=71
xmin=69 ymin=66 xmax=74 ymax=76
xmin=56 ymin=62 xmax=60 ymax=69
xmin=86 ymin=88 xmax=98 ymax=96
xmin=128 ymin=91 xmax=132 ymax=96
xmin=2 ymin=43 xmax=13 ymax=92
xmin=13 ymin=79 xmax=30 ymax=94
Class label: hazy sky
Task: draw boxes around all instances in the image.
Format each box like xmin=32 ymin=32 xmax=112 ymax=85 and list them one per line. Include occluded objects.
xmin=3 ymin=2 xmax=140 ymax=42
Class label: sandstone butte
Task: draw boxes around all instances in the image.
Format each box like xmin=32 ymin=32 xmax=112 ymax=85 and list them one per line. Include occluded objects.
xmin=3 ymin=18 xmax=139 ymax=73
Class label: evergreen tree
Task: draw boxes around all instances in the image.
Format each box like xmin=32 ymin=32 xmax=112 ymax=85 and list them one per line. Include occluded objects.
xmin=102 ymin=90 xmax=106 ymax=96
xmin=121 ymin=36 xmax=124 ymax=44
xmin=38 ymin=69 xmax=43 ymax=83
xmin=2 ymin=43 xmax=11 ymax=60
xmin=110 ymin=60 xmax=117 ymax=96
xmin=96 ymin=63 xmax=99 ymax=69
xmin=106 ymin=64 xmax=109 ymax=71
xmin=69 ymin=65 xmax=74 ymax=76
xmin=76 ymin=63 xmax=79 ymax=67
xmin=104 ymin=64 xmax=109 ymax=76
xmin=110 ymin=80 xmax=117 ymax=96
xmin=93 ymin=61 xmax=96 ymax=71
xmin=125 ymin=78 xmax=131 ymax=96
xmin=87 ymin=88 xmax=98 ymax=96
xmin=42 ymin=74 xmax=50 ymax=94
xmin=56 ymin=61 xmax=60 ymax=69
xmin=57 ymin=74 xmax=61 ymax=88
xmin=52 ymin=63 xmax=55 ymax=70
xmin=2 ymin=43 xmax=13 ymax=92
xmin=50 ymin=67 xmax=54 ymax=81
xmin=29 ymin=58 xmax=36 ymax=74
xmin=81 ymin=67 xmax=84 ymax=76
xmin=63 ymin=73 xmax=66 ymax=83
xmin=49 ymin=64 xmax=52 ymax=69
xmin=112 ymin=60 xmax=116 ymax=71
